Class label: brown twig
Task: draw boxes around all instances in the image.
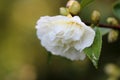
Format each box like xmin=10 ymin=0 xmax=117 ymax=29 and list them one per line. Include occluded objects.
xmin=85 ymin=22 xmax=120 ymax=30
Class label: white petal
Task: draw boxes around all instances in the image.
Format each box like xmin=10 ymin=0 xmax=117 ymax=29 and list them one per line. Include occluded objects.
xmin=41 ymin=34 xmax=53 ymax=51
xmin=50 ymin=47 xmax=86 ymax=60
xmin=48 ymin=32 xmax=56 ymax=41
xmin=79 ymin=51 xmax=86 ymax=60
xmin=72 ymin=16 xmax=82 ymax=23
xmin=62 ymin=48 xmax=86 ymax=60
xmin=36 ymin=15 xmax=71 ymax=39
xmin=74 ymin=24 xmax=95 ymax=51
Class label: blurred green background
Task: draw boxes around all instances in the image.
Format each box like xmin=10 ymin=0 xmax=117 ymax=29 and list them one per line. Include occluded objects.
xmin=0 ymin=0 xmax=120 ymax=80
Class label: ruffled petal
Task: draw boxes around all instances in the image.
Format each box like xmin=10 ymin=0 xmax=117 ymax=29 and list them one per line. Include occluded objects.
xmin=74 ymin=24 xmax=95 ymax=51
xmin=51 ymin=47 xmax=86 ymax=60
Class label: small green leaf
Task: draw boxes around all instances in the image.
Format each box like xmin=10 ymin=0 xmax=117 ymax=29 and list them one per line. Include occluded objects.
xmin=84 ymin=27 xmax=102 ymax=68
xmin=98 ymin=27 xmax=111 ymax=36
xmin=113 ymin=1 xmax=120 ymax=20
xmin=81 ymin=0 xmax=94 ymax=9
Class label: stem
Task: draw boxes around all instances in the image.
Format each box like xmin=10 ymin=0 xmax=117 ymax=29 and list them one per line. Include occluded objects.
xmin=84 ymin=22 xmax=120 ymax=30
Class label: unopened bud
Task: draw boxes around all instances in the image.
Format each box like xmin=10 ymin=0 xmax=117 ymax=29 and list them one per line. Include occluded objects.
xmin=104 ymin=64 xmax=119 ymax=77
xmin=107 ymin=17 xmax=119 ymax=26
xmin=67 ymin=14 xmax=72 ymax=18
xmin=91 ymin=10 xmax=101 ymax=25
xmin=60 ymin=7 xmax=69 ymax=16
xmin=66 ymin=0 xmax=75 ymax=8
xmin=108 ymin=29 xmax=119 ymax=43
xmin=67 ymin=0 xmax=81 ymax=15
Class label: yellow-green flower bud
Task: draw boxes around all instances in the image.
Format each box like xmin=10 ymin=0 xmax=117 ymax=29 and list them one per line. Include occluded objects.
xmin=104 ymin=64 xmax=120 ymax=79
xmin=91 ymin=10 xmax=101 ymax=25
xmin=107 ymin=17 xmax=119 ymax=26
xmin=66 ymin=0 xmax=75 ymax=8
xmin=67 ymin=0 xmax=81 ymax=15
xmin=108 ymin=29 xmax=119 ymax=43
xmin=60 ymin=7 xmax=69 ymax=16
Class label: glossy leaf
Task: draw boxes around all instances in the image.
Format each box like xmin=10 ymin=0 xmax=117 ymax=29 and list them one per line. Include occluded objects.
xmin=98 ymin=27 xmax=111 ymax=36
xmin=113 ymin=2 xmax=120 ymax=20
xmin=81 ymin=0 xmax=94 ymax=9
xmin=84 ymin=27 xmax=102 ymax=68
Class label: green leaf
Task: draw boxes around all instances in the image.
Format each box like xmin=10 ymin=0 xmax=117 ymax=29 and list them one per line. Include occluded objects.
xmin=113 ymin=1 xmax=120 ymax=20
xmin=98 ymin=27 xmax=111 ymax=36
xmin=84 ymin=27 xmax=102 ymax=68
xmin=81 ymin=0 xmax=94 ymax=9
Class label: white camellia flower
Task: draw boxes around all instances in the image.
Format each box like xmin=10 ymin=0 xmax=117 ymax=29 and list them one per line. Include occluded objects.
xmin=36 ymin=15 xmax=95 ymax=60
